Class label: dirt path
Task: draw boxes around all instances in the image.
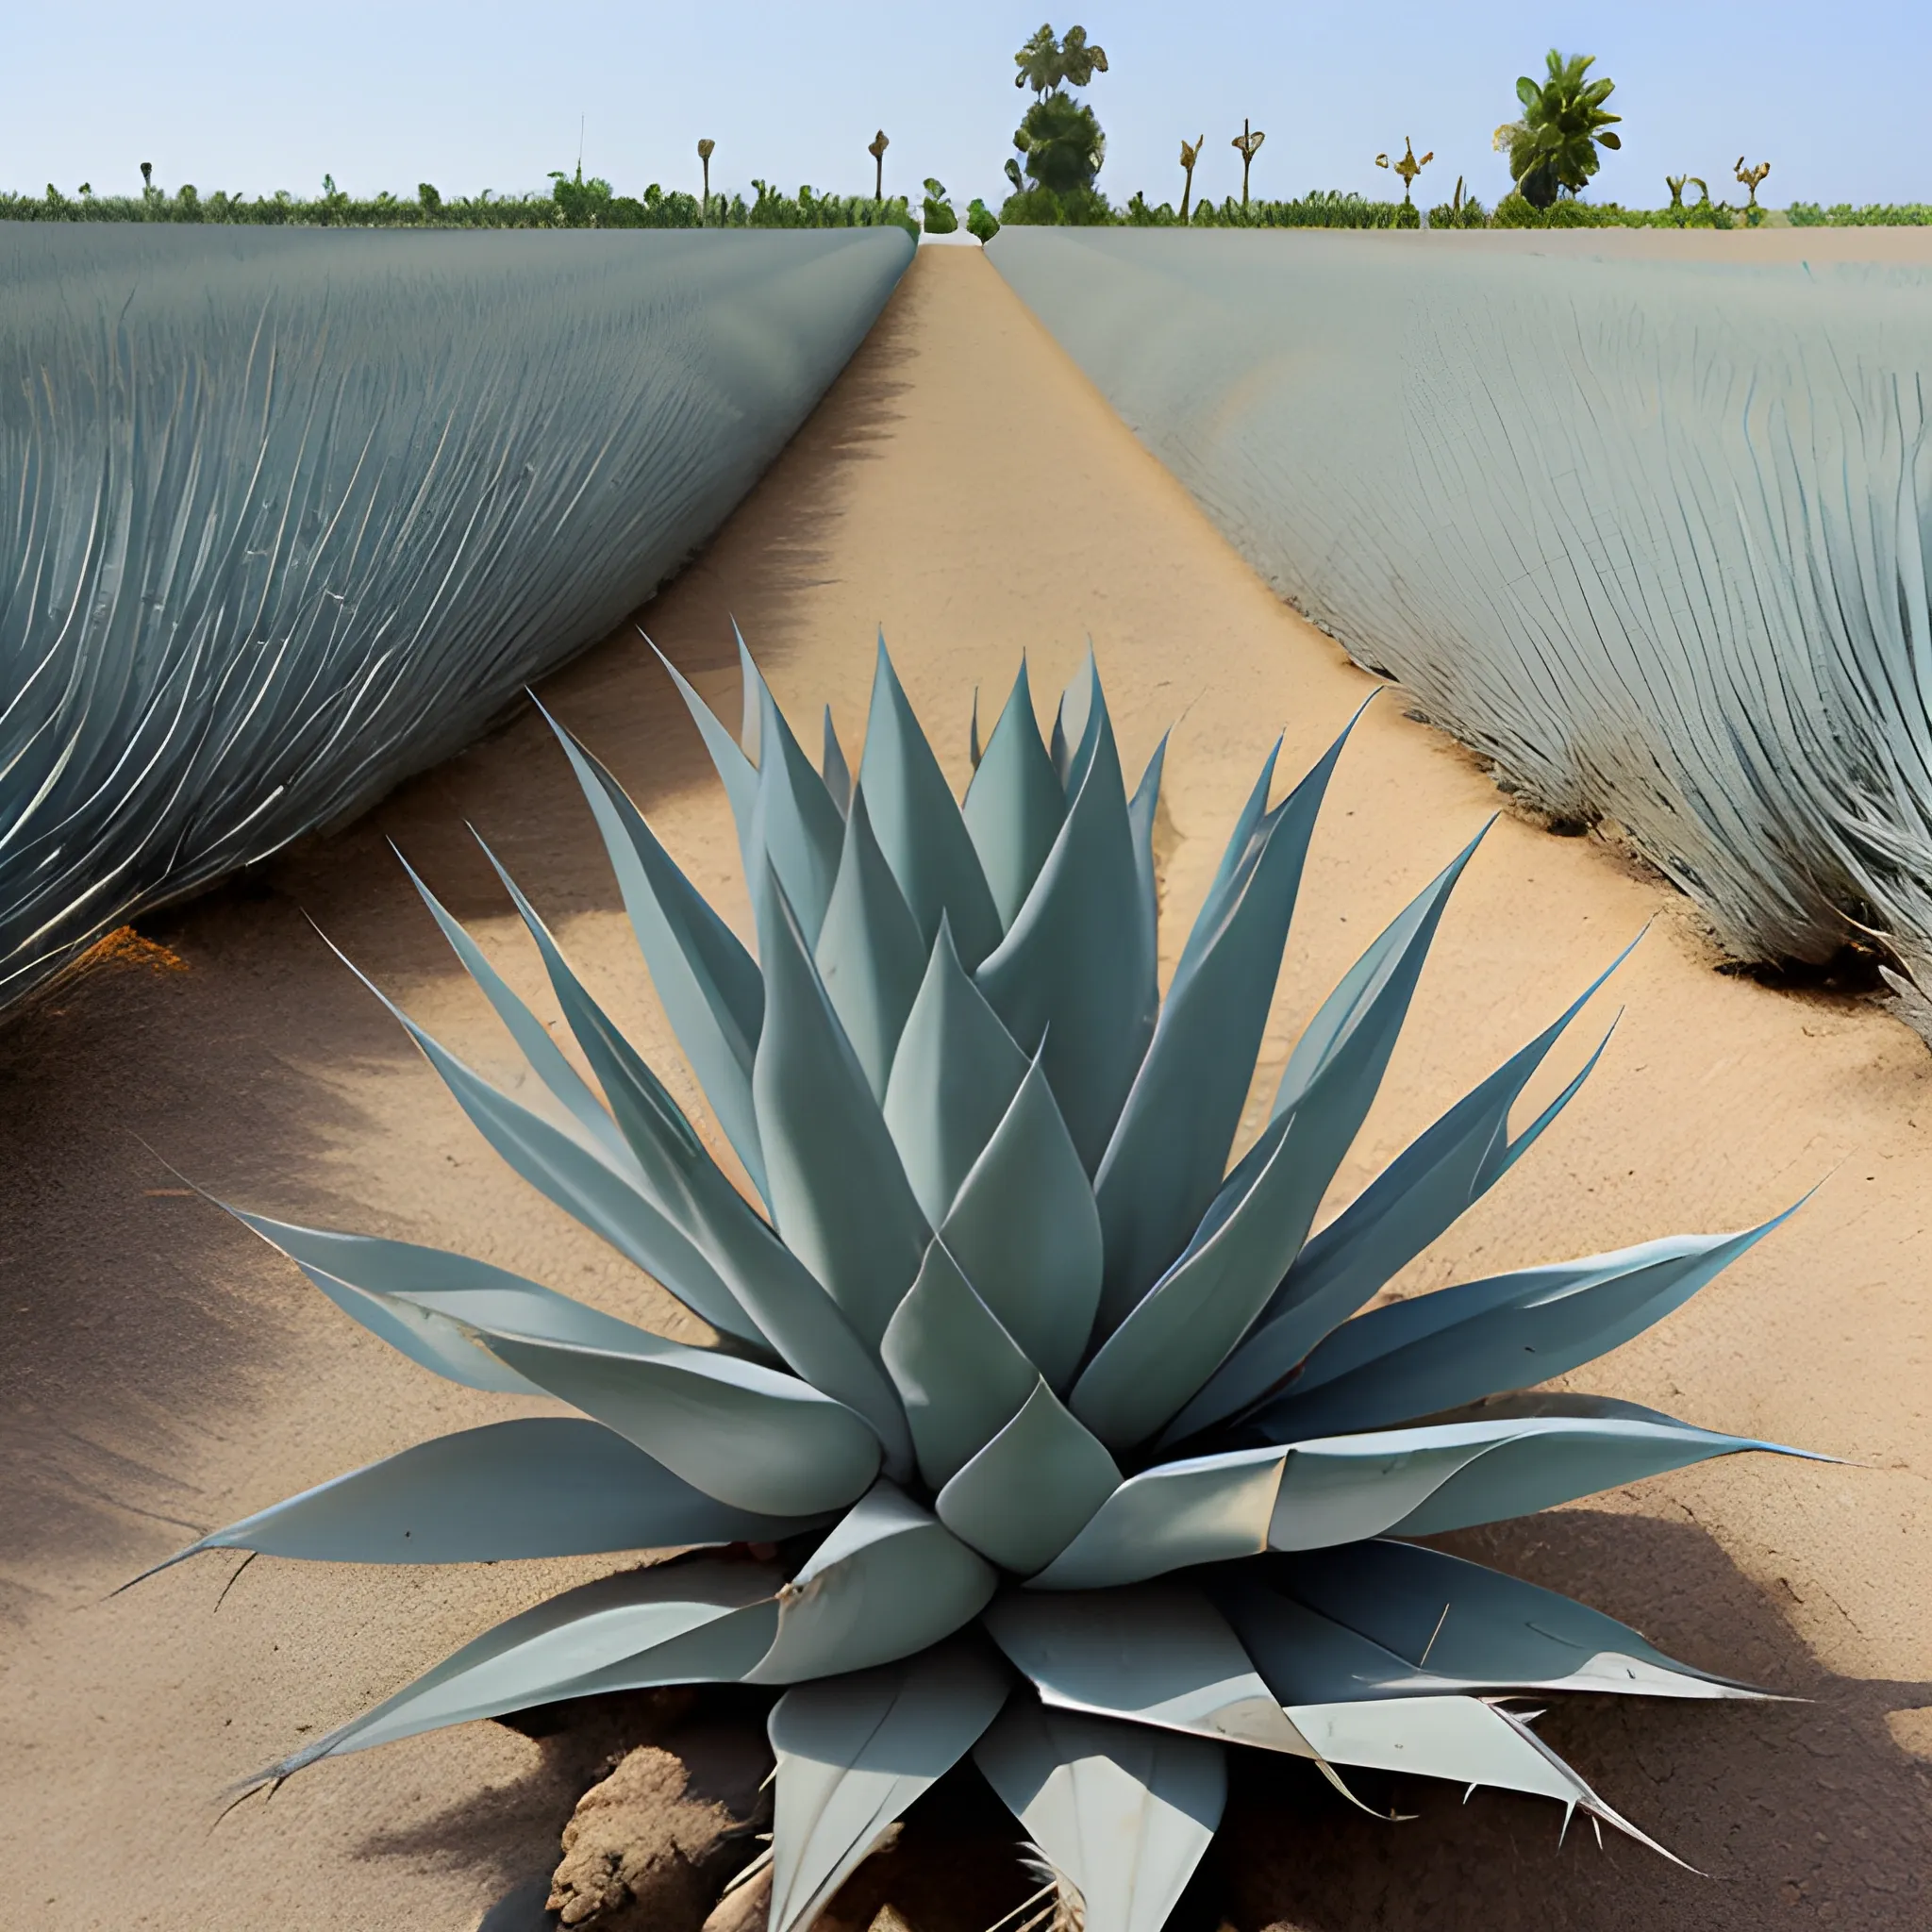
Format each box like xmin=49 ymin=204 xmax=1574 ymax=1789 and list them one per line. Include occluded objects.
xmin=3 ymin=246 xmax=1927 ymax=1930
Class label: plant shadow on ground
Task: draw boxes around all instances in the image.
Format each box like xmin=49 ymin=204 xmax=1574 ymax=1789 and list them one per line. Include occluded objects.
xmin=357 ymin=1512 xmax=1929 ymax=1932
xmin=1204 ymin=1510 xmax=1931 ymax=1932
xmin=0 ymin=916 xmax=398 ymax=1584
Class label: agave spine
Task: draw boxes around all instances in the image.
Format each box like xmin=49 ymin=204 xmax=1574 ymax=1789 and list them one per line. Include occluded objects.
xmin=150 ymin=634 xmax=1818 ymax=1927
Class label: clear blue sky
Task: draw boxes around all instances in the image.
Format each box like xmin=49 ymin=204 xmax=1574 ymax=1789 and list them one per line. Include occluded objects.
xmin=2 ymin=3 xmax=1916 ymax=211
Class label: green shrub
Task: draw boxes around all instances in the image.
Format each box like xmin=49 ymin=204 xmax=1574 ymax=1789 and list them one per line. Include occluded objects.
xmin=1118 ymin=191 xmax=1178 ymax=225
xmin=1208 ymin=191 xmax=1407 ymax=229
xmin=0 ymin=172 xmax=918 ymax=236
xmin=998 ymin=182 xmax=1114 ymax=226
xmin=1426 ymin=196 xmax=1491 ymax=229
xmin=1788 ymin=201 xmax=1932 ymax=226
xmin=966 ymin=197 xmax=1000 ymax=243
xmin=922 ymin=179 xmax=958 ymax=236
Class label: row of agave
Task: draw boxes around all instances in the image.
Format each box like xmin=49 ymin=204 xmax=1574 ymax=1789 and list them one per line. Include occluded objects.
xmin=145 ymin=634 xmax=1816 ymax=1929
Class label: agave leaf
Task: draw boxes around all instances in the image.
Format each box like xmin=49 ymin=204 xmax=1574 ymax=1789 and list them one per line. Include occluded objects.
xmin=1033 ymin=1403 xmax=1815 ymax=1588
xmin=974 ymin=1701 xmax=1225 ymax=1932
xmin=149 ymin=1418 xmax=820 ymax=1571
xmin=530 ymin=1600 xmax=784 ymax=1706
xmin=1126 ymin=730 xmax=1169 ymax=958
xmin=883 ymin=922 xmax=1031 ymax=1224
xmin=540 ymin=705 xmax=767 ymax=1200
xmin=397 ymin=850 xmax=630 ymax=1169
xmin=821 ymin=705 xmax=854 ymax=816
xmin=476 ymin=1328 xmax=882 ymax=1518
xmin=1169 ymin=737 xmax=1281 ymax=996
xmin=936 ymin=1377 xmax=1121 ymax=1574
xmin=1071 ymin=831 xmax=1487 ymax=1447
xmin=1262 ymin=1400 xmax=1817 ymax=1546
xmin=735 ymin=619 xmax=766 ymax=759
xmin=752 ymin=862 xmax=930 ymax=1350
xmin=1094 ymin=712 xmax=1357 ymax=1320
xmin=465 ymin=838 xmax=708 ymax=1193
xmin=747 ymin=1482 xmax=999 ymax=1683
xmin=880 ymin=1240 xmax=1039 ymax=1490
xmin=1350 ymin=1399 xmax=1824 ymax=1541
xmin=960 ymin=658 xmax=1065 ymax=929
xmin=751 ymin=675 xmax=847 ymax=949
xmin=263 ymin=1559 xmax=783 ymax=1778
xmin=1235 ymin=1541 xmax=1768 ymax=1700
xmin=985 ymin=1581 xmax=1310 ymax=1754
xmin=859 ymin=637 xmax=1003 ymax=969
xmin=1049 ymin=647 xmax=1101 ymax=794
xmin=228 ymin=1208 xmax=663 ymax=1393
xmin=695 ymin=1207 xmax=918 ymax=1486
xmin=976 ymin=695 xmax=1158 ymax=1174
xmin=1268 ymin=1659 xmax=1684 ymax=1859
xmin=1167 ymin=943 xmax=1634 ymax=1442
xmin=463 ymin=837 xmax=910 ymax=1467
xmin=1296 ymin=1691 xmax=1679 ymax=1858
xmin=1248 ymin=1212 xmax=1795 ymax=1442
xmin=766 ymin=1641 xmax=1010 ymax=1932
xmin=325 ymin=940 xmax=764 ymax=1350
xmin=938 ymin=1055 xmax=1103 ymax=1391
xmin=1271 ymin=824 xmax=1490 ymax=1124
xmin=1025 ymin=1447 xmax=1287 ymax=1590
xmin=815 ymin=789 xmax=927 ymax=1099
xmin=1071 ymin=1111 xmax=1324 ymax=1449
xmin=645 ymin=635 xmax=759 ymax=866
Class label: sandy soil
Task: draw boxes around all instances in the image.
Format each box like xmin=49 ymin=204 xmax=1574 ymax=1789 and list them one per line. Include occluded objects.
xmin=3 ymin=245 xmax=1928 ymax=1931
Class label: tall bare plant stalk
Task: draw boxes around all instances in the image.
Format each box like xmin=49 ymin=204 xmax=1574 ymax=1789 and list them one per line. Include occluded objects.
xmin=1178 ymin=135 xmax=1204 ymax=221
xmin=1232 ymin=119 xmax=1265 ymax=208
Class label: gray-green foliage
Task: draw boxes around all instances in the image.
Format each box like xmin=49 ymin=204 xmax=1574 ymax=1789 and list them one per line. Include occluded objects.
xmin=0 ymin=226 xmax=912 ymax=1012
xmin=151 ymin=641 xmax=1816 ymax=1920
xmin=985 ymin=228 xmax=1932 ymax=974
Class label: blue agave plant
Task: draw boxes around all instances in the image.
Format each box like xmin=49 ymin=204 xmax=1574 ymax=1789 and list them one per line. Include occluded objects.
xmin=150 ymin=637 xmax=1815 ymax=1927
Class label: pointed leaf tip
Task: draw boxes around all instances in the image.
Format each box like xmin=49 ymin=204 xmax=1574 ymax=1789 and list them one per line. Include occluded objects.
xmin=860 ymin=638 xmax=1003 ymax=969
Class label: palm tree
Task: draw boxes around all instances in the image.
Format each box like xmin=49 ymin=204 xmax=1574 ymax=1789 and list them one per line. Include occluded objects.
xmin=1735 ymin=157 xmax=1770 ymax=208
xmin=697 ymin=138 xmax=715 ymax=211
xmin=1492 ymin=49 xmax=1621 ymax=209
xmin=1008 ymin=23 xmax=1111 ymax=214
xmin=869 ymin=130 xmax=890 ymax=201
xmin=1014 ymin=24 xmax=1061 ymax=96
xmin=1056 ymin=24 xmax=1108 ymax=88
xmin=1179 ymin=134 xmax=1205 ymax=221
xmin=1014 ymin=23 xmax=1108 ymax=95
xmin=1231 ymin=120 xmax=1265 ymax=208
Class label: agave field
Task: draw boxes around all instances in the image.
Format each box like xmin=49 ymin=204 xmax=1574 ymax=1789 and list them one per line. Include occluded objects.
xmin=0 ymin=224 xmax=911 ymax=1011
xmin=990 ymin=227 xmax=1932 ymax=980
xmin=139 ymin=642 xmax=1812 ymax=1924
xmin=6 ymin=51 xmax=1928 ymax=1932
